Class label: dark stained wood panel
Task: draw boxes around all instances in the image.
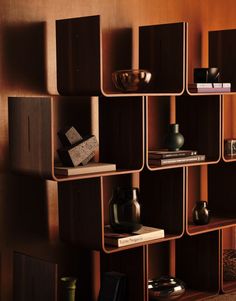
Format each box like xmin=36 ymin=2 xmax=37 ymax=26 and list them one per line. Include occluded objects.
xmin=13 ymin=252 xmax=57 ymax=301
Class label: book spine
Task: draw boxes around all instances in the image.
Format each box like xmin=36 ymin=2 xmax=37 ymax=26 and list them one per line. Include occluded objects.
xmin=189 ymin=87 xmax=231 ymax=93
xmin=117 ymin=231 xmax=164 ymax=247
xmin=160 ymin=155 xmax=205 ymax=165
xmin=149 ymin=150 xmax=197 ymax=159
xmin=149 ymin=155 xmax=205 ymax=166
xmin=189 ymin=83 xmax=231 ymax=88
xmin=104 ymin=230 xmax=165 ymax=247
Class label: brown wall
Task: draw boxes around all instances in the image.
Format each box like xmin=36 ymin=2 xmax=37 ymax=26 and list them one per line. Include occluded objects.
xmin=1 ymin=0 xmax=236 ymax=300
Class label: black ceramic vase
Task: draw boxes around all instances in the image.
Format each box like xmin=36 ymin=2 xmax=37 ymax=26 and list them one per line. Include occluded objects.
xmin=165 ymin=123 xmax=184 ymax=151
xmin=192 ymin=200 xmax=210 ymax=225
xmin=109 ymin=187 xmax=142 ymax=233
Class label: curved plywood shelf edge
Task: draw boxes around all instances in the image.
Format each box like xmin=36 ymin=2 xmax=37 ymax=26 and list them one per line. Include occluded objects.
xmin=56 ymin=15 xmax=186 ymax=97
xmin=9 ymin=95 xmax=145 ymax=181
xmin=186 ymin=216 xmax=236 ymax=236
xmin=102 ymin=233 xmax=184 ymax=254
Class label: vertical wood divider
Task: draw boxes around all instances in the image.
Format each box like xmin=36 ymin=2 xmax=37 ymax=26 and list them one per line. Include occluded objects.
xmin=170 ymin=96 xmax=176 ymax=124
xmin=169 ymin=240 xmax=176 ymax=276
xmin=91 ymin=251 xmax=101 ymax=301
xmin=200 ymin=165 xmax=208 ymax=201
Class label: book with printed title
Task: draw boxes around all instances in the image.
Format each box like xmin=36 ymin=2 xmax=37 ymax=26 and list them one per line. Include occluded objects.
xmin=104 ymin=225 xmax=165 ymax=247
xmin=188 ymin=82 xmax=231 ymax=93
xmin=148 ymin=149 xmax=198 ymax=159
xmin=149 ymin=154 xmax=206 ymax=166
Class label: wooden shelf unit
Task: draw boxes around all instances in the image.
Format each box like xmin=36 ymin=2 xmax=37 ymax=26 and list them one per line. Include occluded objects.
xmin=146 ymin=232 xmax=220 ymax=301
xmin=146 ymin=95 xmax=221 ymax=170
xmin=186 ymin=164 xmax=236 ymax=235
xmin=9 ymin=16 xmax=236 ymax=301
xmin=56 ymin=15 xmax=186 ymax=96
xmin=58 ymin=169 xmax=184 ymax=253
xmin=8 ymin=95 xmax=144 ymax=181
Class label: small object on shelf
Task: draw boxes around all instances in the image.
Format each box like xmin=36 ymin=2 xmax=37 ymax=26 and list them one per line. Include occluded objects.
xmin=112 ymin=69 xmax=152 ymax=92
xmin=165 ymin=123 xmax=184 ymax=151
xmin=104 ymin=225 xmax=165 ymax=247
xmin=98 ymin=271 xmax=127 ymax=301
xmin=194 ymin=67 xmax=220 ymax=83
xmin=148 ymin=276 xmax=186 ymax=300
xmin=54 ymin=162 xmax=116 ymax=176
xmin=148 ymin=149 xmax=198 ymax=159
xmin=224 ymin=139 xmax=236 ymax=156
xmin=57 ymin=135 xmax=98 ymax=167
xmin=109 ymin=187 xmax=142 ymax=233
xmin=149 ymin=154 xmax=205 ymax=166
xmin=188 ymin=82 xmax=231 ymax=93
xmin=81 ymin=151 xmax=95 ymax=166
xmin=58 ymin=126 xmax=83 ymax=147
xmin=192 ymin=200 xmax=210 ymax=225
xmin=60 ymin=277 xmax=77 ymax=301
xmin=223 ymin=249 xmax=236 ymax=281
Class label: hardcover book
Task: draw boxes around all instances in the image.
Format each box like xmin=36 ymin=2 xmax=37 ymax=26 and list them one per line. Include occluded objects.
xmin=188 ymin=83 xmax=231 ymax=93
xmin=148 ymin=149 xmax=198 ymax=159
xmin=104 ymin=225 xmax=165 ymax=247
xmin=149 ymin=154 xmax=206 ymax=166
xmin=54 ymin=162 xmax=116 ymax=176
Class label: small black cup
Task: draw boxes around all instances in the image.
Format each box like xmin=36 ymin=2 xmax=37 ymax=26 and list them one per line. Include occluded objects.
xmin=194 ymin=67 xmax=220 ymax=83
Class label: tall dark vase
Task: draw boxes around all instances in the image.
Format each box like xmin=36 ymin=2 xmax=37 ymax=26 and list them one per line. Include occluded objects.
xmin=109 ymin=187 xmax=142 ymax=233
xmin=60 ymin=277 xmax=77 ymax=301
xmin=165 ymin=123 xmax=184 ymax=151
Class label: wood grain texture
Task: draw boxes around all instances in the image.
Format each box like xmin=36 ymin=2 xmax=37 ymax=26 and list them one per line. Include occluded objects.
xmin=176 ymin=95 xmax=221 ymax=162
xmin=8 ymin=97 xmax=53 ymax=178
xmin=176 ymin=232 xmax=220 ymax=298
xmin=140 ymin=168 xmax=184 ymax=237
xmin=13 ymin=252 xmax=57 ymax=301
xmin=58 ymin=177 xmax=103 ymax=249
xmin=100 ymin=247 xmax=145 ymax=301
xmin=56 ymin=15 xmax=101 ymax=95
xmin=99 ymin=96 xmax=144 ymax=170
xmin=139 ymin=22 xmax=185 ymax=94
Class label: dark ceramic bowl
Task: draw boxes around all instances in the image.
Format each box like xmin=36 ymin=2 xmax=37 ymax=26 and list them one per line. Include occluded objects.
xmin=112 ymin=69 xmax=152 ymax=92
xmin=194 ymin=67 xmax=220 ymax=83
xmin=148 ymin=276 xmax=186 ymax=300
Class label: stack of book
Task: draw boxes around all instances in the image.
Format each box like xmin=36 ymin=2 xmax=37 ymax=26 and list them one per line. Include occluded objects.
xmin=104 ymin=225 xmax=165 ymax=247
xmin=148 ymin=149 xmax=206 ymax=166
xmin=188 ymin=82 xmax=231 ymax=93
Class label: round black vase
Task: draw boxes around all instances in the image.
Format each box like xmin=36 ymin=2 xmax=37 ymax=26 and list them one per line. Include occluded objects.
xmin=165 ymin=123 xmax=184 ymax=151
xmin=109 ymin=187 xmax=142 ymax=233
xmin=192 ymin=200 xmax=210 ymax=225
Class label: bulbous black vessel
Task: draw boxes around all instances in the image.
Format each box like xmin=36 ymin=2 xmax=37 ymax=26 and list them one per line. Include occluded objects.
xmin=165 ymin=123 xmax=184 ymax=151
xmin=109 ymin=187 xmax=142 ymax=233
xmin=192 ymin=200 xmax=210 ymax=225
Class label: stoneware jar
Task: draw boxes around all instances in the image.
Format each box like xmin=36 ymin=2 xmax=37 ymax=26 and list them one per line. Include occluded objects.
xmin=165 ymin=123 xmax=184 ymax=151
xmin=192 ymin=200 xmax=210 ymax=225
xmin=109 ymin=187 xmax=142 ymax=233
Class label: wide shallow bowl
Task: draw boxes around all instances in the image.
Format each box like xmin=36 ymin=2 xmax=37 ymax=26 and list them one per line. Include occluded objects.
xmin=112 ymin=69 xmax=152 ymax=92
xmin=148 ymin=276 xmax=186 ymax=300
